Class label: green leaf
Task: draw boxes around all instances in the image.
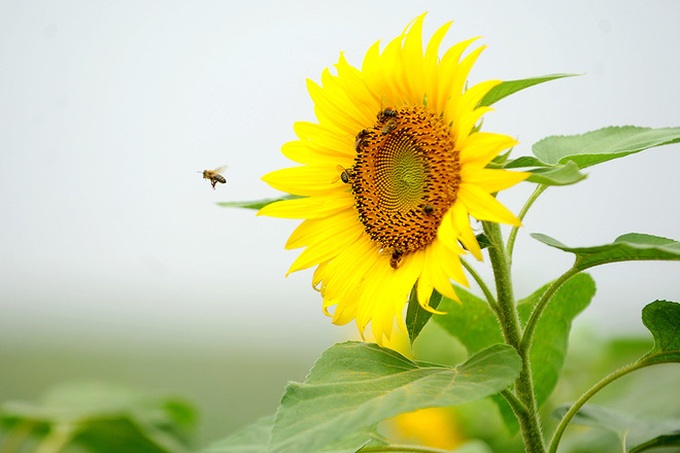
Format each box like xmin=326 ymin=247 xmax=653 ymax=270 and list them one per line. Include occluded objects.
xmin=532 ymin=125 xmax=680 ymax=169
xmin=433 ymin=288 xmax=503 ymax=356
xmin=629 ymin=432 xmax=680 ymax=453
xmin=639 ymin=300 xmax=680 ymax=365
xmin=532 ymin=232 xmax=680 ymax=271
xmin=524 ymin=161 xmax=587 ymax=186
xmin=201 ymin=416 xmax=273 ymax=453
xmin=528 ymin=273 xmax=595 ymax=406
xmin=405 ymin=288 xmax=442 ymax=345
xmin=217 ymin=194 xmax=301 ymax=210
xmin=0 ymin=381 xmax=196 ymax=453
xmin=270 ymin=342 xmax=521 ymax=453
xmin=553 ymin=404 xmax=680 ymax=452
xmin=478 ymin=73 xmax=578 ymax=107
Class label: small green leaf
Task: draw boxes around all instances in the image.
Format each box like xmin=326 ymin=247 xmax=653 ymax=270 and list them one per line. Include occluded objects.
xmin=405 ymin=288 xmax=443 ymax=345
xmin=201 ymin=416 xmax=273 ymax=453
xmin=217 ymin=195 xmax=301 ymax=210
xmin=524 ymin=161 xmax=587 ymax=186
xmin=478 ymin=73 xmax=578 ymax=107
xmin=433 ymin=289 xmax=503 ymax=356
xmin=639 ymin=300 xmax=680 ymax=365
xmin=553 ymin=404 xmax=680 ymax=452
xmin=270 ymin=342 xmax=520 ymax=453
xmin=532 ymin=233 xmax=680 ymax=271
xmin=503 ymin=157 xmax=587 ymax=186
xmin=532 ymin=125 xmax=680 ymax=169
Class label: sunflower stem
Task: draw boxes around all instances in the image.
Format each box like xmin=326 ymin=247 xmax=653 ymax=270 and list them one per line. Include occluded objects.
xmin=460 ymin=258 xmax=498 ymax=312
xmin=483 ymin=221 xmax=545 ymax=453
xmin=506 ymin=184 xmax=548 ymax=263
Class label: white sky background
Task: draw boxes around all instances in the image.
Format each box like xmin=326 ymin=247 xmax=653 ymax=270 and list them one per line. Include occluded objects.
xmin=1 ymin=1 xmax=679 ymax=355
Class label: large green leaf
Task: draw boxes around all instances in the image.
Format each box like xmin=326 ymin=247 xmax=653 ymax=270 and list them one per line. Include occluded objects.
xmin=269 ymin=342 xmax=520 ymax=453
xmin=639 ymin=300 xmax=680 ymax=366
xmin=217 ymin=194 xmax=301 ymax=210
xmin=0 ymin=381 xmax=196 ymax=453
xmin=532 ymin=125 xmax=680 ymax=169
xmin=553 ymin=404 xmax=680 ymax=452
xmin=202 ymin=416 xmax=273 ymax=453
xmin=532 ymin=233 xmax=680 ymax=271
xmin=478 ymin=73 xmax=578 ymax=107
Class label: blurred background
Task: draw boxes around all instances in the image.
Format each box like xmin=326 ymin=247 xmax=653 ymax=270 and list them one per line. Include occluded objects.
xmin=1 ymin=0 xmax=679 ymax=447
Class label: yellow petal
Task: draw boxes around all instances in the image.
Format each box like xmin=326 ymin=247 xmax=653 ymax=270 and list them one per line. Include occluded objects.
xmin=257 ymin=195 xmax=352 ymax=219
xmin=458 ymin=184 xmax=522 ymax=225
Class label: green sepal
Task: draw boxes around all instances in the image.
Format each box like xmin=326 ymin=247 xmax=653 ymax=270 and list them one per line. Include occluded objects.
xmin=405 ymin=288 xmax=443 ymax=345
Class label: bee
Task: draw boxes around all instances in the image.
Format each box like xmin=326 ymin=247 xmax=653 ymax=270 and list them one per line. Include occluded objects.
xmin=381 ymin=117 xmax=398 ymax=135
xmin=354 ymin=129 xmax=369 ymax=151
xmin=377 ymin=107 xmax=397 ymax=123
xmin=423 ymin=204 xmax=434 ymax=215
xmin=332 ymin=165 xmax=353 ymax=184
xmin=200 ymin=165 xmax=227 ymax=189
xmin=390 ymin=248 xmax=404 ymax=269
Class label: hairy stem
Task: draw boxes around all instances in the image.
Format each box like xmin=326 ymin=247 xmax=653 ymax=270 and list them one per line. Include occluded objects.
xmin=461 ymin=257 xmax=498 ymax=313
xmin=506 ymin=184 xmax=548 ymax=263
xmin=483 ymin=221 xmax=545 ymax=453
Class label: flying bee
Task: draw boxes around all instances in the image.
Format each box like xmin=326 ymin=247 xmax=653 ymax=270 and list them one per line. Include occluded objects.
xmin=390 ymin=248 xmax=404 ymax=269
xmin=200 ymin=165 xmax=227 ymax=189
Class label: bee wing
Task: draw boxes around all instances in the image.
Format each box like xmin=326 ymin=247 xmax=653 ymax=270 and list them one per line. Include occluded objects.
xmin=212 ymin=165 xmax=228 ymax=174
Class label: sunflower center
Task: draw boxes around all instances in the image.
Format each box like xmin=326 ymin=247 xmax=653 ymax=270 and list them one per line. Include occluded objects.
xmin=350 ymin=106 xmax=461 ymax=268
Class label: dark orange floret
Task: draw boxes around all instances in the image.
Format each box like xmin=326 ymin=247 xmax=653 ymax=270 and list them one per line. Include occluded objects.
xmin=349 ymin=106 xmax=461 ymax=268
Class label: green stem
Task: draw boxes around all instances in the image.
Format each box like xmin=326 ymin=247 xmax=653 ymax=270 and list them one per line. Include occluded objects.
xmin=359 ymin=444 xmax=453 ymax=453
xmin=519 ymin=267 xmax=580 ymax=357
xmin=506 ymin=184 xmax=548 ymax=263
xmin=461 ymin=258 xmax=498 ymax=313
xmin=500 ymin=388 xmax=528 ymax=419
xmin=483 ymin=221 xmax=545 ymax=453
xmin=547 ymin=361 xmax=646 ymax=453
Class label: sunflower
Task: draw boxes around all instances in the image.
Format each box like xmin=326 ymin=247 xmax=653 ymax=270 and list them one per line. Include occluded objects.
xmin=259 ymin=14 xmax=528 ymax=343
